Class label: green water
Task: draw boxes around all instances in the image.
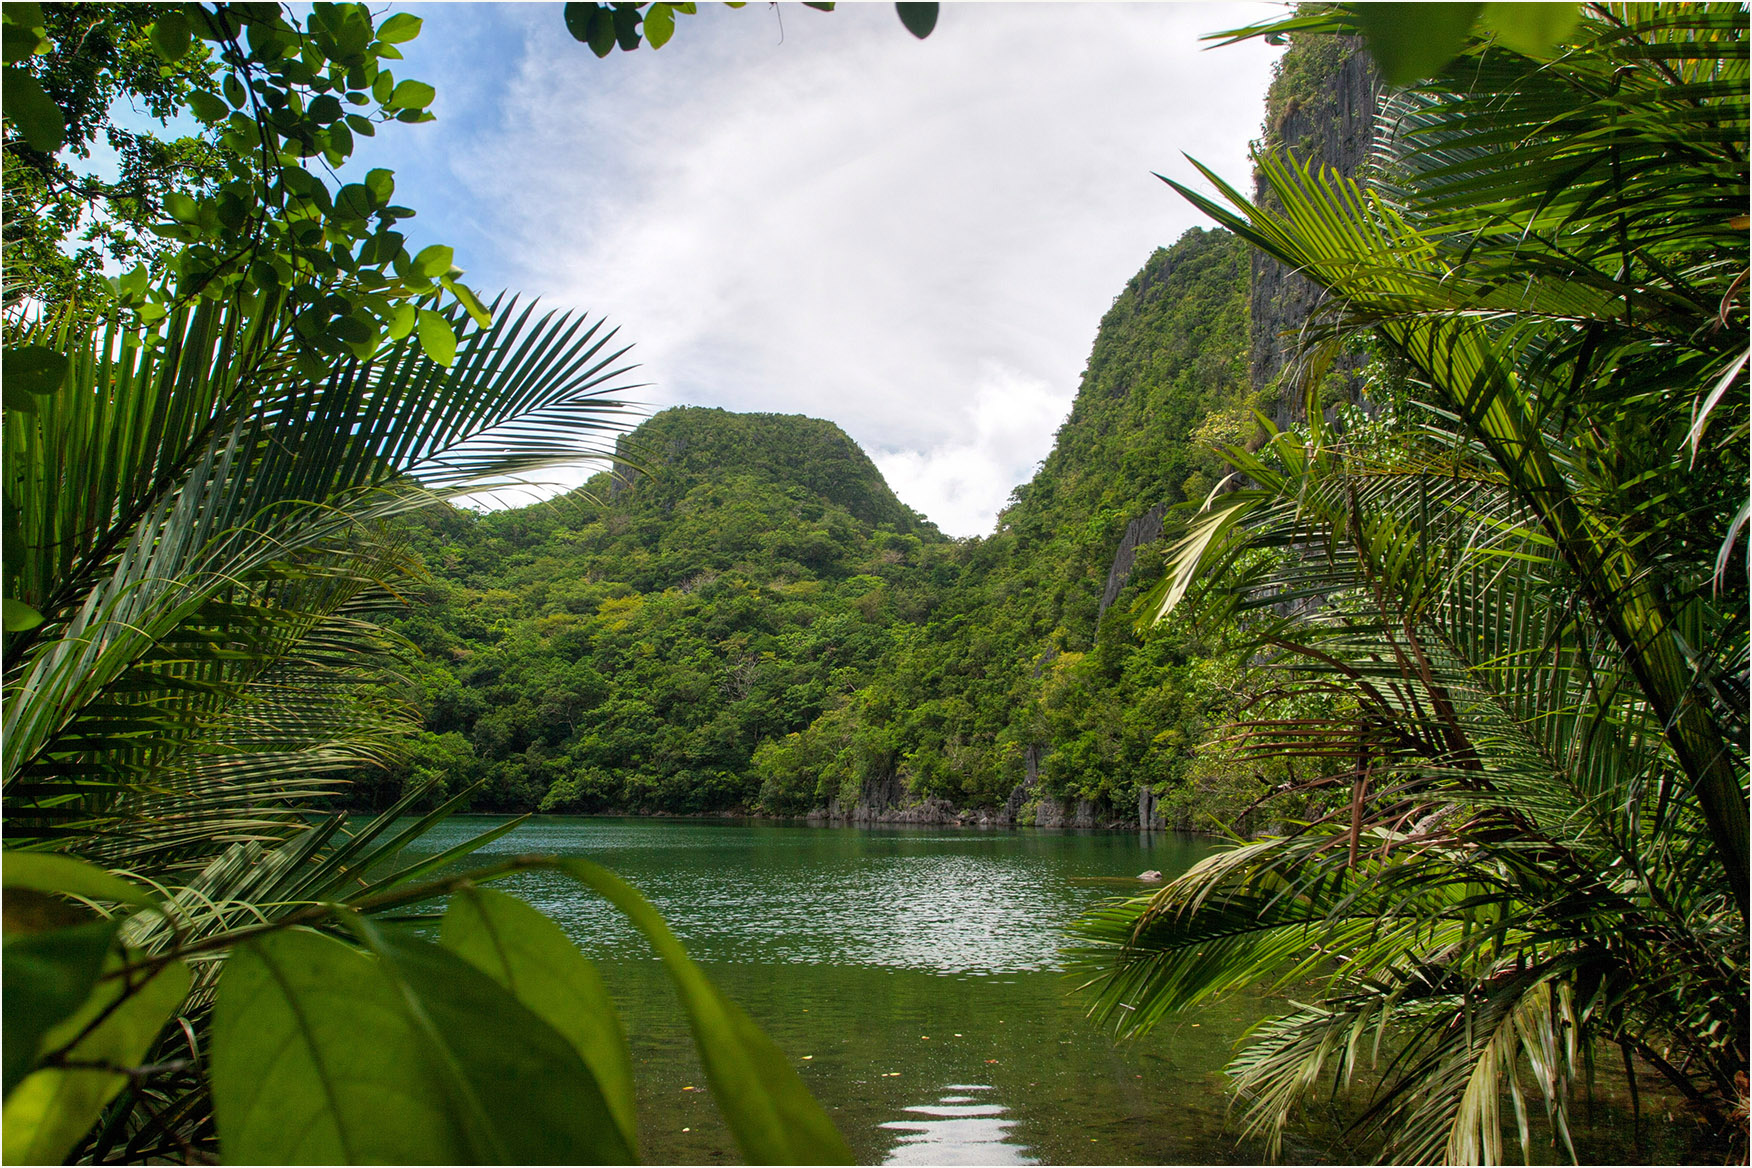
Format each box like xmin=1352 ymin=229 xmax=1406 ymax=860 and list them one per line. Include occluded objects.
xmin=403 ymin=817 xmax=1670 ymax=1165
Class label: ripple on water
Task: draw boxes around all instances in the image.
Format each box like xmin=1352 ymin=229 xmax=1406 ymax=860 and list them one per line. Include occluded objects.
xmin=424 ymin=820 xmax=1207 ymax=976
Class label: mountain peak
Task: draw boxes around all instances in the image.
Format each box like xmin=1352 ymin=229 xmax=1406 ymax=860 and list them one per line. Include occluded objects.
xmin=608 ymin=407 xmax=940 ymax=538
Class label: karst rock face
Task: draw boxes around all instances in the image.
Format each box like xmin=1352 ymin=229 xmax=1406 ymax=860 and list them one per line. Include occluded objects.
xmin=1249 ymin=37 xmax=1382 ymax=424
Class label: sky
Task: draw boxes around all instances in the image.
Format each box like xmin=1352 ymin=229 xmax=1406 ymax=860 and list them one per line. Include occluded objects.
xmin=335 ymin=2 xmax=1284 ymax=536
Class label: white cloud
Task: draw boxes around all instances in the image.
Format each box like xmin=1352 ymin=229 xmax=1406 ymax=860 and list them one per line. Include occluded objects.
xmin=873 ymin=362 xmax=1069 ymax=537
xmin=380 ymin=2 xmax=1283 ymax=535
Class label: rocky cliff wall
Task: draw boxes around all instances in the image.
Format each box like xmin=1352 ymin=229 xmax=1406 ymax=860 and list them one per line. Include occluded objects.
xmin=1251 ymin=39 xmax=1381 ymax=425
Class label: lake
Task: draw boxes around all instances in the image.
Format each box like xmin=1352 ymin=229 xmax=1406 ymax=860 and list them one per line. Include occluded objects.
xmin=402 ymin=817 xmax=1663 ymax=1165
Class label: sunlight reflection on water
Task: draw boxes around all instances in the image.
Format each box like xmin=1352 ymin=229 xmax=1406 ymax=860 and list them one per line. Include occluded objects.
xmin=413 ymin=817 xmax=1210 ymax=975
xmin=880 ymin=1084 xmax=1038 ymax=1165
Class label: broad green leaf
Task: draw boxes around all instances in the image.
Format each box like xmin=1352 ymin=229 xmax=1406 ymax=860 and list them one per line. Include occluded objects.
xmin=587 ymin=7 xmax=617 ymax=57
xmin=2 ymin=3 xmax=44 ymax=29
xmin=335 ymin=183 xmax=373 ymax=219
xmin=148 ymin=11 xmax=192 ymax=62
xmin=1 ymin=67 xmax=63 ymax=153
xmin=371 ymin=70 xmax=394 ymax=104
xmin=564 ymin=2 xmax=595 ymax=43
xmin=363 ymin=167 xmax=395 ymax=205
xmin=213 ymin=929 xmax=463 ymax=1163
xmin=2 ymin=852 xmax=154 ymax=909
xmin=2 ymin=598 xmax=43 ymax=630
xmin=366 ymin=929 xmax=635 ymax=1164
xmin=612 ymin=6 xmax=641 ymax=51
xmin=644 ymin=3 xmax=675 ymax=49
xmin=1480 ymin=3 xmax=1580 ymax=56
xmin=441 ymin=886 xmax=638 ymax=1153
xmin=439 ymin=276 xmax=492 ymax=329
xmin=164 ymin=191 xmax=200 ymax=223
xmin=186 ymin=87 xmax=229 ymax=122
xmin=4 ymin=345 xmax=67 ymax=410
xmin=375 ymin=12 xmax=422 ymax=43
xmin=2 ymin=920 xmax=118 ymax=1100
xmin=2 ymin=954 xmax=190 ymax=1164
xmin=1 ymin=23 xmax=45 ymax=66
xmin=557 ymin=859 xmax=854 ymax=1164
xmin=895 ymin=2 xmax=938 ymax=39
xmin=416 ymin=309 xmax=457 ymax=367
xmin=411 ymin=243 xmax=454 ymax=279
xmin=213 ymin=926 xmax=634 ymax=1164
xmin=386 ymin=79 xmax=434 ymax=111
xmin=385 ymin=301 xmax=417 ymax=341
xmin=1352 ymin=3 xmax=1483 ymax=86
xmin=1 ymin=5 xmax=47 ymax=65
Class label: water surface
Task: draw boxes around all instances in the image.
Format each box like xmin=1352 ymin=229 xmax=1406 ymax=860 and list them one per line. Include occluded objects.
xmin=402 ymin=817 xmax=1663 ymax=1165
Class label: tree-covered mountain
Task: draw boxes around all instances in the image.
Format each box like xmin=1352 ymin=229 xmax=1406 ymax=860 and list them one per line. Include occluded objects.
xmin=367 ymin=408 xmax=959 ymax=813
xmin=369 ymin=37 xmax=1376 ymax=828
xmin=752 ymin=227 xmax=1262 ymax=827
xmin=370 ymin=226 xmax=1270 ymax=826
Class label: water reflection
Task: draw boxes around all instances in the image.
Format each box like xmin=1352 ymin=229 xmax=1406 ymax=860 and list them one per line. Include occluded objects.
xmin=881 ymin=1084 xmax=1036 ymax=1165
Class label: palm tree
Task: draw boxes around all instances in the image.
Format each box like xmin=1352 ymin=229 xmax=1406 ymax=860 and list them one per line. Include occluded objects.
xmin=4 ymin=290 xmax=636 ymax=866
xmin=1 ymin=289 xmax=650 ymax=1156
xmin=1072 ymin=4 xmax=1747 ymax=1162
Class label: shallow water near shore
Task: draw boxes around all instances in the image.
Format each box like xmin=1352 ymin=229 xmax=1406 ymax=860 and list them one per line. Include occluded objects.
xmin=400 ymin=816 xmax=1683 ymax=1164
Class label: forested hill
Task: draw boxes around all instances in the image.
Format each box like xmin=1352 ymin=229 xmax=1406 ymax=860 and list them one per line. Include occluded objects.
xmin=607 ymin=407 xmax=937 ymax=539
xmin=750 ymin=228 xmax=1257 ymax=826
xmin=376 ymin=406 xmax=960 ymax=813
xmin=371 ymin=226 xmax=1262 ymax=824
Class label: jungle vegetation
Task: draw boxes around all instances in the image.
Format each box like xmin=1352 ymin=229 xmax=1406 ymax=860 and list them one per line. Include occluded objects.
xmin=362 ymin=226 xmax=1283 ymax=826
xmin=1074 ymin=3 xmax=1748 ymax=1163
xmin=4 ymin=0 xmax=1744 ymax=1165
xmin=2 ymin=3 xmax=864 ymax=1163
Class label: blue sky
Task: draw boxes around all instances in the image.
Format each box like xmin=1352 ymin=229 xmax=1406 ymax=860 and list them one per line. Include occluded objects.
xmin=328 ymin=3 xmax=1283 ymax=533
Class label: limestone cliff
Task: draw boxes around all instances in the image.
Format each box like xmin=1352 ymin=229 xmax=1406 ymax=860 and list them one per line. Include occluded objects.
xmin=1250 ymin=36 xmax=1381 ymax=423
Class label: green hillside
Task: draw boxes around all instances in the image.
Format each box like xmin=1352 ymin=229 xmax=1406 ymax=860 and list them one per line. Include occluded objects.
xmin=371 ymin=227 xmax=1266 ymax=826
xmin=368 ymin=407 xmax=957 ymax=813
xmin=753 ymin=227 xmax=1261 ymax=825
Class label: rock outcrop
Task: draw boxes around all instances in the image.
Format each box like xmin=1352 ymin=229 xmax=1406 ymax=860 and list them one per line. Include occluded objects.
xmin=1250 ymin=38 xmax=1381 ymax=425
